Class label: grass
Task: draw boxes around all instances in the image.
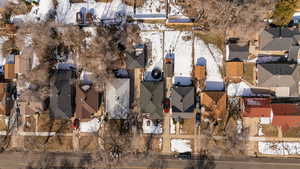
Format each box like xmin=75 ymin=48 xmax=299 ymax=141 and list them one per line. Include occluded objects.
xmin=24 ymin=136 xmax=73 ymax=151
xmin=37 ymin=114 xmax=72 ymax=133
xmin=79 ymin=136 xmax=99 ymax=152
xmin=243 ymin=63 xmax=256 ymax=85
xmin=194 ymin=31 xmax=225 ymax=52
xmin=179 ymin=118 xmax=195 ymax=135
xmin=283 ymin=127 xmax=300 ymax=137
xmin=261 ymin=124 xmax=278 ymax=137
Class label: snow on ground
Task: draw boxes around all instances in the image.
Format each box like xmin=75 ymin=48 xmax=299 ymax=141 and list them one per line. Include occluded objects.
xmin=80 ymin=118 xmax=102 ymax=132
xmin=170 ymin=118 xmax=176 ymax=134
xmin=31 ymin=52 xmax=40 ymax=69
xmin=83 ymin=27 xmax=97 ymax=45
xmin=171 ymin=139 xmax=192 ymax=153
xmin=194 ymin=37 xmax=224 ymax=90
xmin=168 ymin=2 xmax=187 ymax=18
xmin=236 ymin=119 xmax=243 ymax=134
xmin=0 ymin=37 xmax=8 ymax=66
xmin=56 ymin=0 xmax=133 ymax=24
xmin=258 ymin=142 xmax=300 ymax=155
xmin=227 ymin=82 xmax=254 ymax=97
xmin=11 ymin=0 xmax=54 ymax=23
xmin=142 ymin=118 xmax=163 ymax=134
xmin=135 ymin=0 xmax=166 ymax=15
xmin=165 ymin=31 xmax=192 ymax=86
xmin=138 ymin=22 xmax=171 ymax=31
xmin=141 ymin=31 xmax=164 ymax=81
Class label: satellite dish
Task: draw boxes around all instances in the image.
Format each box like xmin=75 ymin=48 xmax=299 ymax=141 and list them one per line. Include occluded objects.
xmin=151 ymin=69 xmax=162 ymax=79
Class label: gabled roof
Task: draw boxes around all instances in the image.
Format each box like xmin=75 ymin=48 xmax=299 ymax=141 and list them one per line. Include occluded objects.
xmin=225 ymin=61 xmax=243 ymax=78
xmin=50 ymin=70 xmax=75 ymax=119
xmin=257 ymin=64 xmax=299 ymax=97
xmin=126 ymin=46 xmax=145 ymax=69
xmin=227 ymin=43 xmax=250 ymax=61
xmin=164 ymin=58 xmax=174 ymax=78
xmin=201 ymin=91 xmax=227 ymax=120
xmin=272 ymin=103 xmax=300 ymax=129
xmin=75 ymin=83 xmax=101 ymax=119
xmin=171 ymin=86 xmax=195 ymax=113
xmin=242 ymin=97 xmax=271 ymax=117
xmin=105 ymin=78 xmax=130 ymax=119
xmin=140 ymin=81 xmax=164 ymax=119
xmin=4 ymin=64 xmax=15 ymax=79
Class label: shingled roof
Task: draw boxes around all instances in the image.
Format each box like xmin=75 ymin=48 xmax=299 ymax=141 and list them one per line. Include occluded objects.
xmin=140 ymin=81 xmax=164 ymax=119
xmin=50 ymin=70 xmax=75 ymax=119
xmin=257 ymin=63 xmax=299 ymax=97
xmin=227 ymin=42 xmax=250 ymax=61
xmin=171 ymin=86 xmax=195 ymax=118
xmin=126 ymin=45 xmax=146 ymax=69
xmin=272 ymin=103 xmax=300 ymax=129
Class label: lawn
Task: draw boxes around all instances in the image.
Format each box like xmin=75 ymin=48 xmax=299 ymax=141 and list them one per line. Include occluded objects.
xmin=179 ymin=118 xmax=195 ymax=135
xmin=37 ymin=114 xmax=72 ymax=133
xmin=24 ymin=136 xmax=73 ymax=152
xmin=194 ymin=31 xmax=225 ymax=52
xmin=243 ymin=63 xmax=256 ymax=85
xmin=261 ymin=124 xmax=278 ymax=137
xmin=283 ymin=127 xmax=300 ymax=137
xmin=144 ymin=136 xmax=162 ymax=152
xmin=79 ymin=136 xmax=99 ymax=152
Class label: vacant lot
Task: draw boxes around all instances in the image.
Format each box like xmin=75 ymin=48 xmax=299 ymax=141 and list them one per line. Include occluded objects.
xmin=37 ymin=114 xmax=72 ymax=133
xmin=179 ymin=118 xmax=195 ymax=135
xmin=24 ymin=136 xmax=73 ymax=152
xmin=243 ymin=63 xmax=256 ymax=85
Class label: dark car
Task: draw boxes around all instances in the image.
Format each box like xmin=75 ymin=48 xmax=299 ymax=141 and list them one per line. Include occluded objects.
xmin=175 ymin=152 xmax=192 ymax=160
xmin=195 ymin=113 xmax=201 ymax=127
xmin=72 ymin=118 xmax=80 ymax=129
xmin=163 ymin=98 xmax=170 ymax=113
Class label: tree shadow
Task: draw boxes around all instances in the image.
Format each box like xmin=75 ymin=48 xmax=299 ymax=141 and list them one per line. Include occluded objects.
xmin=184 ymin=154 xmax=216 ymax=169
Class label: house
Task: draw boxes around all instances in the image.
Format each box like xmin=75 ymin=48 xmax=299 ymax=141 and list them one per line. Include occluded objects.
xmin=241 ymin=97 xmax=272 ymax=124
xmin=271 ymin=103 xmax=300 ymax=129
xmin=171 ymin=86 xmax=195 ymax=118
xmin=140 ymin=81 xmax=164 ymax=119
xmin=258 ymin=27 xmax=300 ymax=57
xmin=126 ymin=44 xmax=146 ymax=69
xmin=164 ymin=58 xmax=174 ymax=78
xmin=226 ymin=41 xmax=250 ymax=61
xmin=105 ymin=78 xmax=130 ymax=119
xmin=225 ymin=61 xmax=243 ymax=81
xmin=4 ymin=64 xmax=15 ymax=79
xmin=194 ymin=65 xmax=205 ymax=81
xmin=257 ymin=63 xmax=299 ymax=97
xmin=75 ymin=83 xmax=102 ymax=119
xmin=201 ymin=91 xmax=227 ymax=121
xmin=50 ymin=70 xmax=75 ymax=119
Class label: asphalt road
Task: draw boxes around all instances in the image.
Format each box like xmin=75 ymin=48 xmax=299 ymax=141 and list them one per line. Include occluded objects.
xmin=1 ymin=151 xmax=300 ymax=169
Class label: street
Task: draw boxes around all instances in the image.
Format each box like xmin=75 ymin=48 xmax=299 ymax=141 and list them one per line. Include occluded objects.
xmin=1 ymin=151 xmax=300 ymax=169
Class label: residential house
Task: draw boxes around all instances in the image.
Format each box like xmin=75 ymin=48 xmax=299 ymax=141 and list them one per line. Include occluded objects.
xmin=126 ymin=44 xmax=146 ymax=69
xmin=4 ymin=54 xmax=16 ymax=80
xmin=164 ymin=58 xmax=174 ymax=78
xmin=75 ymin=83 xmax=102 ymax=119
xmin=257 ymin=63 xmax=299 ymax=97
xmin=171 ymin=86 xmax=195 ymax=118
xmin=226 ymin=41 xmax=250 ymax=61
xmin=140 ymin=81 xmax=164 ymax=119
xmin=241 ymin=97 xmax=272 ymax=124
xmin=201 ymin=91 xmax=227 ymax=121
xmin=271 ymin=103 xmax=300 ymax=129
xmin=105 ymin=78 xmax=130 ymax=119
xmin=225 ymin=61 xmax=243 ymax=82
xmin=50 ymin=70 xmax=75 ymax=119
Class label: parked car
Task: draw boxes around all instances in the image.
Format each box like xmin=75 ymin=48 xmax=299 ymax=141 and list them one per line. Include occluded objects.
xmin=175 ymin=152 xmax=192 ymax=160
xmin=195 ymin=113 xmax=201 ymax=127
xmin=163 ymin=98 xmax=170 ymax=113
xmin=72 ymin=118 xmax=80 ymax=130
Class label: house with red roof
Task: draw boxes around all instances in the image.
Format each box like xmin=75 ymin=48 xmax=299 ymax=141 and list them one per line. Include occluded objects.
xmin=271 ymin=103 xmax=300 ymax=129
xmin=241 ymin=97 xmax=272 ymax=124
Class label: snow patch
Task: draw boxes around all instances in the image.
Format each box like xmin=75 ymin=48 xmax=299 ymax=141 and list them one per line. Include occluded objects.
xmin=80 ymin=118 xmax=102 ymax=132
xmin=171 ymin=139 xmax=192 ymax=153
xmin=258 ymin=142 xmax=300 ymax=155
xmin=227 ymin=82 xmax=253 ymax=97
xmin=142 ymin=118 xmax=163 ymax=134
xmin=170 ymin=118 xmax=176 ymax=134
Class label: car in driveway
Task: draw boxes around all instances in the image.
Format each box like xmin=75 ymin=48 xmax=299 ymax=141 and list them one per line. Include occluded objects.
xmin=163 ymin=98 xmax=170 ymax=113
xmin=175 ymin=152 xmax=192 ymax=160
xmin=195 ymin=113 xmax=201 ymax=127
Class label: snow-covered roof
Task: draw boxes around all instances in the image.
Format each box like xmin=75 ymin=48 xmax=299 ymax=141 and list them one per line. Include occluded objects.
xmin=171 ymin=139 xmax=192 ymax=153
xmin=142 ymin=118 xmax=163 ymax=134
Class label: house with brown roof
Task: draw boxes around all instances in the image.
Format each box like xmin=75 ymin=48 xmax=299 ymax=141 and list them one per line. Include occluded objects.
xmin=4 ymin=64 xmax=15 ymax=79
xmin=271 ymin=103 xmax=300 ymax=129
xmin=225 ymin=61 xmax=243 ymax=82
xmin=75 ymin=83 xmax=102 ymax=119
xmin=200 ymin=91 xmax=227 ymax=121
xmin=241 ymin=97 xmax=272 ymax=124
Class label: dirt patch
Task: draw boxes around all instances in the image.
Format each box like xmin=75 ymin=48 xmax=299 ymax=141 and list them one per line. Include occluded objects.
xmin=179 ymin=118 xmax=195 ymax=135
xmin=0 ymin=118 xmax=6 ymax=131
xmin=144 ymin=136 xmax=162 ymax=152
xmin=122 ymin=0 xmax=144 ymax=7
xmin=243 ymin=63 xmax=256 ymax=85
xmin=261 ymin=124 xmax=278 ymax=137
xmin=24 ymin=116 xmax=36 ymax=132
xmin=283 ymin=127 xmax=300 ymax=137
xmin=6 ymin=0 xmax=33 ymax=16
xmin=37 ymin=114 xmax=72 ymax=133
xmin=24 ymin=136 xmax=73 ymax=151
xmin=79 ymin=135 xmax=98 ymax=152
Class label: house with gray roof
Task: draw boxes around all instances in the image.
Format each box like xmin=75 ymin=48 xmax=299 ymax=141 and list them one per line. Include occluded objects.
xmin=140 ymin=81 xmax=164 ymax=119
xmin=50 ymin=70 xmax=75 ymax=119
xmin=226 ymin=42 xmax=250 ymax=61
xmin=105 ymin=78 xmax=130 ymax=119
xmin=126 ymin=44 xmax=146 ymax=69
xmin=171 ymin=86 xmax=195 ymax=118
xmin=257 ymin=63 xmax=299 ymax=97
